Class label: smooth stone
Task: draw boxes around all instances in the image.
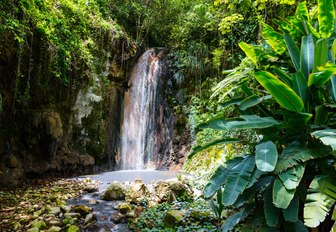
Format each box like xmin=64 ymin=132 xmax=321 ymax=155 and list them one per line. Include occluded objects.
xmin=61 ymin=205 xmax=71 ymax=213
xmin=27 ymin=228 xmax=39 ymax=232
xmin=49 ymin=226 xmax=62 ymax=232
xmin=84 ymin=213 xmax=97 ymax=224
xmin=64 ymin=213 xmax=81 ymax=218
xmin=48 ymin=207 xmax=61 ymax=216
xmin=49 ymin=220 xmax=62 ymax=226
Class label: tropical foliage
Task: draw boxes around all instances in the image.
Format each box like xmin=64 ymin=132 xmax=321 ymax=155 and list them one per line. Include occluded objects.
xmin=190 ymin=0 xmax=336 ymax=230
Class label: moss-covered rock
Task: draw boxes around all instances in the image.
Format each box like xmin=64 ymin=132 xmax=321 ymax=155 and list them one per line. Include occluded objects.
xmin=27 ymin=228 xmax=39 ymax=232
xmin=71 ymin=204 xmax=91 ymax=216
xmin=31 ymin=219 xmax=47 ymax=229
xmin=116 ymin=203 xmax=132 ymax=214
xmin=65 ymin=225 xmax=80 ymax=232
xmin=101 ymin=182 xmax=127 ymax=201
xmin=163 ymin=210 xmax=185 ymax=228
xmin=48 ymin=206 xmax=61 ymax=216
xmin=155 ymin=180 xmax=192 ymax=203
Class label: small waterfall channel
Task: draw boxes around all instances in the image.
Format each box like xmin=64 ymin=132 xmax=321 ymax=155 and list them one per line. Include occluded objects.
xmin=119 ymin=49 xmax=173 ymax=170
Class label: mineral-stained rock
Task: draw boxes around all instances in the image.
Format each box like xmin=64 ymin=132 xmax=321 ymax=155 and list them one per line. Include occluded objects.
xmin=154 ymin=180 xmax=192 ymax=203
xmin=101 ymin=182 xmax=127 ymax=201
xmin=126 ymin=179 xmax=148 ymax=204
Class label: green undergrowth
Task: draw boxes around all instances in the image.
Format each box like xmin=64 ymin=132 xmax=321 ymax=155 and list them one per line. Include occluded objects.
xmin=129 ymin=199 xmax=220 ymax=232
xmin=0 ymin=0 xmax=131 ymax=87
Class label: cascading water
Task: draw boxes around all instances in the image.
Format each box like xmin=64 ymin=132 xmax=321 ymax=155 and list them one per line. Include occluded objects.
xmin=120 ymin=49 xmax=174 ymax=170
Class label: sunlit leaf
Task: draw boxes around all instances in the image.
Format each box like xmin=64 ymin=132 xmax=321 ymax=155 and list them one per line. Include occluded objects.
xmin=255 ymin=71 xmax=304 ymax=112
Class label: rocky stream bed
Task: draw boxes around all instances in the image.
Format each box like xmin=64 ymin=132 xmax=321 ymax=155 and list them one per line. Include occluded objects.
xmin=0 ymin=171 xmax=219 ymax=232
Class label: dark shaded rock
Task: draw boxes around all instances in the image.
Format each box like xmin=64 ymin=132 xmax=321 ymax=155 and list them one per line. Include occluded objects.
xmin=110 ymin=212 xmax=123 ymax=223
xmin=117 ymin=203 xmax=132 ymax=214
xmin=6 ymin=155 xmax=19 ymax=168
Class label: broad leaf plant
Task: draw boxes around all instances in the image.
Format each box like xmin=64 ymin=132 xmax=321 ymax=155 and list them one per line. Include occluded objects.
xmin=190 ymin=1 xmax=336 ymax=231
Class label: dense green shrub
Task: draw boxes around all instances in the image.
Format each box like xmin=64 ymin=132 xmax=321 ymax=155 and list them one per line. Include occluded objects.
xmin=191 ymin=0 xmax=336 ymax=231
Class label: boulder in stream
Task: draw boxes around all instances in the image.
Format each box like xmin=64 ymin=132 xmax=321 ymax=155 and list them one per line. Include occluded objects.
xmin=101 ymin=181 xmax=128 ymax=201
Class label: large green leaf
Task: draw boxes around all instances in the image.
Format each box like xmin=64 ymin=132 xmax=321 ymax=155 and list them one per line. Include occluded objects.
xmin=317 ymin=0 xmax=334 ymax=38
xmin=328 ymin=75 xmax=336 ymax=101
xmin=312 ymin=129 xmax=336 ymax=152
xmin=247 ymin=167 xmax=265 ymax=189
xmin=284 ymin=34 xmax=300 ymax=71
xmin=222 ymin=205 xmax=254 ymax=232
xmin=262 ymin=24 xmax=287 ymax=54
xmin=308 ymin=63 xmax=336 ymax=87
xmin=292 ymin=71 xmax=308 ymax=109
xmin=222 ymin=155 xmax=255 ymax=206
xmin=255 ymin=141 xmax=278 ymax=172
xmin=314 ymin=105 xmax=329 ymax=125
xmin=278 ymin=164 xmax=305 ymax=190
xmin=273 ymin=177 xmax=296 ymax=209
xmin=188 ymin=138 xmax=239 ymax=159
xmin=313 ymin=38 xmax=328 ymax=72
xmin=239 ymin=42 xmax=258 ymax=64
xmin=255 ymin=71 xmax=304 ymax=112
xmin=284 ymin=220 xmax=308 ymax=232
xmin=273 ymin=67 xmax=292 ymax=86
xmin=283 ymin=196 xmax=299 ymax=222
xmin=197 ymin=115 xmax=280 ymax=131
xmin=219 ymin=95 xmax=272 ymax=111
xmin=203 ymin=157 xmax=243 ymax=198
xmin=239 ymin=95 xmax=271 ymax=111
xmin=300 ymin=35 xmax=314 ymax=79
xmin=264 ymin=185 xmax=280 ymax=227
xmin=295 ymin=1 xmax=309 ymax=21
xmin=274 ymin=141 xmax=332 ymax=173
xmin=304 ymin=173 xmax=336 ymax=227
xmin=235 ymin=176 xmax=273 ymax=207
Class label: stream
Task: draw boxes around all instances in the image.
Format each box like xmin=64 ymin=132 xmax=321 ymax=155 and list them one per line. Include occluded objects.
xmin=67 ymin=170 xmax=179 ymax=231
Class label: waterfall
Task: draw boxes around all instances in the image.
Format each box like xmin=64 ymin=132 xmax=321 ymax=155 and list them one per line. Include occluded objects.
xmin=120 ymin=49 xmax=173 ymax=170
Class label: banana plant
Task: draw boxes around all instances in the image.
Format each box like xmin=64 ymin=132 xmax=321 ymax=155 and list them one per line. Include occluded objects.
xmin=190 ymin=1 xmax=336 ymax=231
